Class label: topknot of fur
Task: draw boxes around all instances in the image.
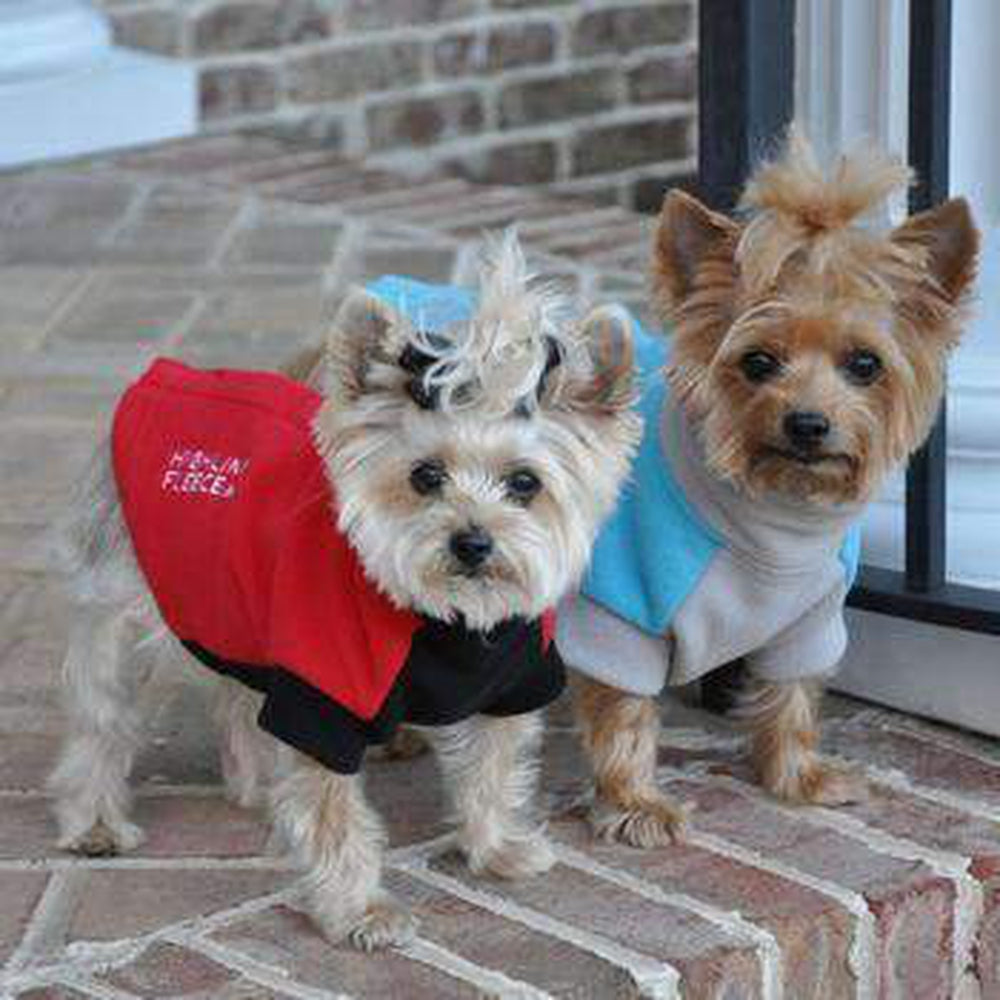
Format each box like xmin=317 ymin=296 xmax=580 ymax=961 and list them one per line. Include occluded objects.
xmin=737 ymin=128 xmax=915 ymax=301
xmin=409 ymin=230 xmax=574 ymax=416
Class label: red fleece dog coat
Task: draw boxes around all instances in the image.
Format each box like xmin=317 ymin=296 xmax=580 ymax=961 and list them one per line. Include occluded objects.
xmin=112 ymin=359 xmax=564 ymax=773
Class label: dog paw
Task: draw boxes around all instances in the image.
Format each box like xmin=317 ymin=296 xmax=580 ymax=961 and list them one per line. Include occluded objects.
xmin=469 ymin=830 xmax=556 ymax=880
xmin=348 ymin=899 xmax=418 ymax=952
xmin=60 ymin=818 xmax=145 ymax=857
xmin=765 ymin=758 xmax=869 ymax=806
xmin=591 ymin=794 xmax=690 ymax=848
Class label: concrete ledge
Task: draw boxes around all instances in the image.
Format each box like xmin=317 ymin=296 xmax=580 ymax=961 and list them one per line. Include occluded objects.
xmin=0 ymin=48 xmax=196 ymax=169
xmin=837 ymin=608 xmax=1000 ymax=737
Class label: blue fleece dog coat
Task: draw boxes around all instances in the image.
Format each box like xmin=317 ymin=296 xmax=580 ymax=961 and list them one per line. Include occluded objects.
xmin=558 ymin=324 xmax=861 ymax=694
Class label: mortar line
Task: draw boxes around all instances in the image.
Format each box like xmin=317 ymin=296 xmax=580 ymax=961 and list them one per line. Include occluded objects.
xmin=667 ymin=764 xmax=984 ymax=1000
xmin=396 ymin=858 xmax=681 ymax=999
xmin=553 ymin=842 xmax=783 ymax=1000
xmin=402 ymin=938 xmax=554 ymax=1000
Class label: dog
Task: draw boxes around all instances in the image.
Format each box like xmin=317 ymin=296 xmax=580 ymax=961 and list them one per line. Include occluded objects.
xmin=556 ymin=131 xmax=979 ymax=846
xmin=49 ymin=232 xmax=641 ymax=949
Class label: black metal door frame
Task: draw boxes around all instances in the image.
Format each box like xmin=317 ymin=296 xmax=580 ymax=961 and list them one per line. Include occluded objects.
xmin=699 ymin=0 xmax=1000 ymax=636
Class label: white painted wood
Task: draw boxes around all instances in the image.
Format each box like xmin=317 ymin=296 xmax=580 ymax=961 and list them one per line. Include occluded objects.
xmin=0 ymin=0 xmax=196 ymax=168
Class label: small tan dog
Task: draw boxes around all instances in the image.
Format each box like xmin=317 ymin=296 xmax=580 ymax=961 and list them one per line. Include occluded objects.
xmin=558 ymin=132 xmax=979 ymax=845
xmin=49 ymin=234 xmax=640 ymax=949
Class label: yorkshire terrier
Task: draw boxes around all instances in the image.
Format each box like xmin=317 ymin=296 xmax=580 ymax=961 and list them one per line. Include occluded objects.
xmin=557 ymin=131 xmax=979 ymax=845
xmin=49 ymin=233 xmax=640 ymax=949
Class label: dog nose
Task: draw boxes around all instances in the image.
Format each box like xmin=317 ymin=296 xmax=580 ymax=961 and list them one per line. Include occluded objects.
xmin=783 ymin=410 xmax=831 ymax=447
xmin=449 ymin=526 xmax=494 ymax=569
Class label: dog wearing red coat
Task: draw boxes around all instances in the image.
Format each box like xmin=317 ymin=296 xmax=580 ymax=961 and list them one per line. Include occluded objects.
xmin=49 ymin=233 xmax=640 ymax=950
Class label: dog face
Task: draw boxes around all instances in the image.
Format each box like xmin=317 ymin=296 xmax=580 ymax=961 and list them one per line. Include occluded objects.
xmin=315 ymin=235 xmax=640 ymax=630
xmin=654 ymin=133 xmax=979 ymax=507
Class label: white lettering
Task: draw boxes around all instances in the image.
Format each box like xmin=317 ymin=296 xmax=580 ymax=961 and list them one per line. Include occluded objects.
xmin=160 ymin=445 xmax=250 ymax=500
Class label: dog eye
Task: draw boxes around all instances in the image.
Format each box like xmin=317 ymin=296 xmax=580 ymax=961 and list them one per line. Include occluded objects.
xmin=740 ymin=350 xmax=783 ymax=383
xmin=505 ymin=468 xmax=542 ymax=504
xmin=842 ymin=349 xmax=883 ymax=386
xmin=409 ymin=460 xmax=447 ymax=495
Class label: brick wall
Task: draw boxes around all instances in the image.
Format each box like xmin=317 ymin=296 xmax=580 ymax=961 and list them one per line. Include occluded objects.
xmin=95 ymin=0 xmax=697 ymax=210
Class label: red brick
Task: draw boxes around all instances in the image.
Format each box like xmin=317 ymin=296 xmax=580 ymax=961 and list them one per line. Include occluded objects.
xmin=551 ymin=818 xmax=857 ymax=999
xmin=571 ymin=117 xmax=691 ymax=176
xmin=65 ymin=869 xmax=287 ymax=944
xmin=286 ymin=43 xmax=423 ymax=104
xmin=824 ymin=717 xmax=1000 ymax=808
xmin=661 ymin=777 xmax=957 ymax=998
xmin=386 ymin=870 xmax=642 ymax=996
xmin=13 ymin=985 xmax=92 ymax=999
xmin=213 ymin=903 xmax=481 ymax=998
xmin=430 ymin=854 xmax=764 ymax=997
xmin=99 ymin=941 xmax=237 ymax=996
xmin=498 ymin=69 xmax=619 ymax=128
xmin=628 ymin=52 xmax=697 ymax=103
xmin=573 ymin=4 xmax=692 ymax=55
xmin=200 ymin=64 xmax=278 ymax=121
xmin=338 ymin=0 xmax=477 ymax=30
xmin=366 ymin=92 xmax=483 ymax=151
xmin=0 ymin=871 xmax=48 ymax=963
xmin=193 ymin=1 xmax=328 ymax=54
xmin=448 ymin=140 xmax=559 ymax=185
xmin=111 ymin=135 xmax=288 ymax=177
xmin=433 ymin=23 xmax=556 ymax=77
xmin=979 ymin=876 xmax=1000 ymax=998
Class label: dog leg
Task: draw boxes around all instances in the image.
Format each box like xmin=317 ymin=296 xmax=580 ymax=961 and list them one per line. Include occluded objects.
xmin=431 ymin=713 xmax=554 ymax=880
xmin=742 ymin=677 xmax=868 ymax=805
xmin=270 ymin=752 xmax=415 ymax=950
xmin=49 ymin=608 xmax=152 ymax=855
xmin=573 ymin=674 xmax=688 ymax=847
xmin=213 ymin=678 xmax=273 ymax=809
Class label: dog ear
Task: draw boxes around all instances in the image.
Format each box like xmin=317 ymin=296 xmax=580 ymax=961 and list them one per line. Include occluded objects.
xmin=654 ymin=189 xmax=740 ymax=309
xmin=566 ymin=305 xmax=637 ymax=416
xmin=891 ymin=197 xmax=979 ymax=304
xmin=326 ymin=287 xmax=399 ymax=401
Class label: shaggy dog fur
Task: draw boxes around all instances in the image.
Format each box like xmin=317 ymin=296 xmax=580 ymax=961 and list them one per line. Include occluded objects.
xmin=49 ymin=233 xmax=640 ymax=949
xmin=571 ymin=131 xmax=979 ymax=844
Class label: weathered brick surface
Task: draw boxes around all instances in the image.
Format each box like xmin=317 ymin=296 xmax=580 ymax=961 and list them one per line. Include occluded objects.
xmin=285 ymin=42 xmax=424 ymax=104
xmin=192 ymin=0 xmax=328 ymax=54
xmin=335 ymin=0 xmax=478 ymax=31
xmin=447 ymin=139 xmax=559 ymax=185
xmin=2 ymin=132 xmax=999 ymax=999
xmin=386 ymin=870 xmax=641 ymax=996
xmin=64 ymin=869 xmax=288 ymax=945
xmin=366 ymin=91 xmax=484 ymax=150
xmin=440 ymin=21 xmax=558 ymax=79
xmin=573 ymin=4 xmax=692 ymax=55
xmin=98 ymin=942 xmax=240 ymax=997
xmin=11 ymin=985 xmax=93 ymax=999
xmin=0 ymin=872 xmax=49 ymax=964
xmin=213 ymin=903 xmax=484 ymax=998
xmin=551 ymin=818 xmax=859 ymax=999
xmin=200 ymin=64 xmax=279 ymax=121
xmin=628 ymin=52 xmax=698 ymax=103
xmin=430 ymin=853 xmax=764 ymax=997
xmin=95 ymin=0 xmax=697 ymax=207
xmin=498 ymin=69 xmax=619 ymax=128
xmin=572 ymin=117 xmax=691 ymax=176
